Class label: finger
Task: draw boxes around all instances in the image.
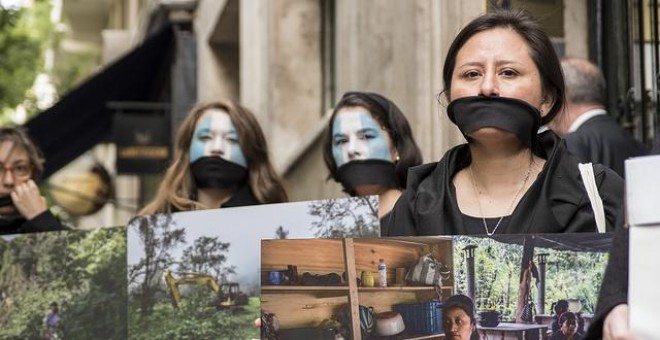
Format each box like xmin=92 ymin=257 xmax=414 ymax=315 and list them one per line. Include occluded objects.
xmin=14 ymin=182 xmax=28 ymax=196
xmin=27 ymin=179 xmax=38 ymax=191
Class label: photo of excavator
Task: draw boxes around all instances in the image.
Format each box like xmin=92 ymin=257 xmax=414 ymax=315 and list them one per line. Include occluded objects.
xmin=163 ymin=270 xmax=248 ymax=311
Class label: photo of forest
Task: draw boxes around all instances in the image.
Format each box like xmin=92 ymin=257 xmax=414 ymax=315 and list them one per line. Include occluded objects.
xmin=0 ymin=228 xmax=127 ymax=340
xmin=126 ymin=196 xmax=378 ymax=339
xmin=453 ymin=234 xmax=611 ymax=322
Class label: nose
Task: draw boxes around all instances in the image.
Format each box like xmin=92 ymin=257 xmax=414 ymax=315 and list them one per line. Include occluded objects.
xmin=346 ymin=138 xmax=361 ymax=160
xmin=479 ymin=72 xmax=499 ymax=97
xmin=209 ymin=136 xmax=225 ymax=157
xmin=2 ymin=168 xmax=14 ymax=187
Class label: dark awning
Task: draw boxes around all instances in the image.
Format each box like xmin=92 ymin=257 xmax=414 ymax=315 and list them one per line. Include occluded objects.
xmin=473 ymin=233 xmax=614 ymax=253
xmin=25 ymin=24 xmax=173 ymax=178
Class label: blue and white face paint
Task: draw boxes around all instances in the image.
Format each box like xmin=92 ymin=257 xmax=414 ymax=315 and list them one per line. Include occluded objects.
xmin=331 ymin=108 xmax=394 ymax=167
xmin=190 ymin=109 xmax=247 ymax=167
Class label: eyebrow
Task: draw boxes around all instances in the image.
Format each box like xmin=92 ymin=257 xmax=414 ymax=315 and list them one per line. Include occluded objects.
xmin=456 ymin=60 xmax=521 ymax=69
xmin=358 ymin=127 xmax=379 ymax=133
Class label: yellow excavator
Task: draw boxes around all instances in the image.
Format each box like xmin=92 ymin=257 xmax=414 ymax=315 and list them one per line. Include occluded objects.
xmin=163 ymin=270 xmax=248 ymax=310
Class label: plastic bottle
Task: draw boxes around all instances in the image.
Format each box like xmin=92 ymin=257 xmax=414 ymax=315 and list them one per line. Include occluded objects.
xmin=378 ymin=259 xmax=387 ymax=287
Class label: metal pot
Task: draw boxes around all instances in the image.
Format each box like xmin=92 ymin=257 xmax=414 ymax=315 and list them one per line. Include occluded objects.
xmin=376 ymin=311 xmax=405 ymax=336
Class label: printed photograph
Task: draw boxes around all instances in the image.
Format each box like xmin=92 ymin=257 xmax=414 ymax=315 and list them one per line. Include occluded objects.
xmin=126 ymin=196 xmax=378 ymax=339
xmin=0 ymin=228 xmax=127 ymax=340
xmin=260 ymin=233 xmax=612 ymax=340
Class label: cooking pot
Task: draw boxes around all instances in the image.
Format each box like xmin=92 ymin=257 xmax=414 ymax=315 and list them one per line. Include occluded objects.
xmin=376 ymin=311 xmax=405 ymax=336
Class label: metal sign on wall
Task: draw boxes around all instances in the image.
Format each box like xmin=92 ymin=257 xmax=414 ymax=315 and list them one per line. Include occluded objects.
xmin=111 ymin=102 xmax=171 ymax=174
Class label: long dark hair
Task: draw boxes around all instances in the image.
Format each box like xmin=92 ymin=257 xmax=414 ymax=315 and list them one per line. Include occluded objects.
xmin=442 ymin=9 xmax=565 ymax=125
xmin=322 ymin=92 xmax=423 ymax=189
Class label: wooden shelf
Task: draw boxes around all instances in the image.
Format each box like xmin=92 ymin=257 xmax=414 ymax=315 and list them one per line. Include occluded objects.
xmin=261 ymin=238 xmax=455 ymax=340
xmin=262 ymin=285 xmax=349 ymax=291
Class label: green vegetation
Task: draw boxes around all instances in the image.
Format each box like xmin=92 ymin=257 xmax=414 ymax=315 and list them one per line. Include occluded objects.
xmin=0 ymin=0 xmax=99 ymax=123
xmin=128 ymin=214 xmax=258 ymax=339
xmin=0 ymin=228 xmax=127 ymax=339
xmin=0 ymin=4 xmax=41 ymax=120
xmin=128 ymin=296 xmax=260 ymax=340
xmin=453 ymin=236 xmax=608 ymax=320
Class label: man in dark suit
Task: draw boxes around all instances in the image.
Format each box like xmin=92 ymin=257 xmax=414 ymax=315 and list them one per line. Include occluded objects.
xmin=549 ymin=58 xmax=647 ymax=177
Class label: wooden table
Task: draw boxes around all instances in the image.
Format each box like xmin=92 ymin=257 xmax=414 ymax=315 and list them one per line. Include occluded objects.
xmin=477 ymin=322 xmax=548 ymax=340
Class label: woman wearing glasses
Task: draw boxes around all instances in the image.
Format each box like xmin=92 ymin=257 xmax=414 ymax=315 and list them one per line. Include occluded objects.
xmin=0 ymin=127 xmax=64 ymax=235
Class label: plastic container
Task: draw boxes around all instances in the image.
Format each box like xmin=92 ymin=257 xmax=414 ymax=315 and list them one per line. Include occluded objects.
xmin=393 ymin=300 xmax=443 ymax=335
xmin=378 ymin=259 xmax=387 ymax=287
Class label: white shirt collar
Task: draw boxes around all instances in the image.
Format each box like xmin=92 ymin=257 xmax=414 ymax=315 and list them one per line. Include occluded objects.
xmin=568 ymin=108 xmax=607 ymax=133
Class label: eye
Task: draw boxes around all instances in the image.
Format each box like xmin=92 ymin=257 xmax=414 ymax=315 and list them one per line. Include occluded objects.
xmin=358 ymin=132 xmax=376 ymax=140
xmin=225 ymin=136 xmax=240 ymax=144
xmin=333 ymin=137 xmax=348 ymax=146
xmin=197 ymin=134 xmax=212 ymax=141
xmin=462 ymin=70 xmax=481 ymax=79
xmin=14 ymin=164 xmax=30 ymax=173
xmin=499 ymin=68 xmax=518 ymax=77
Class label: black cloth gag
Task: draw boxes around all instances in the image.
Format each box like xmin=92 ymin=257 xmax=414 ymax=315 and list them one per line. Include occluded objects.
xmin=447 ymin=96 xmax=541 ymax=148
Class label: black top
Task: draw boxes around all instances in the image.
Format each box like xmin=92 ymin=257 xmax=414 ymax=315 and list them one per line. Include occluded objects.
xmin=565 ymin=113 xmax=647 ymax=177
xmin=382 ymin=131 xmax=624 ymax=236
xmin=461 ymin=214 xmax=511 ymax=235
xmin=550 ymin=332 xmax=584 ymax=340
xmin=0 ymin=210 xmax=67 ymax=235
xmin=220 ymin=185 xmax=260 ymax=208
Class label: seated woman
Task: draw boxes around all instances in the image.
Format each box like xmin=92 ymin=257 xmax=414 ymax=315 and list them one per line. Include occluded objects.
xmin=322 ymin=92 xmax=422 ymax=218
xmin=442 ymin=294 xmax=480 ymax=340
xmin=0 ymin=127 xmax=65 ymax=235
xmin=551 ymin=312 xmax=584 ymax=340
xmin=140 ymin=101 xmax=288 ymax=215
xmin=551 ymin=300 xmax=570 ymax=333
xmin=383 ymin=10 xmax=623 ymax=236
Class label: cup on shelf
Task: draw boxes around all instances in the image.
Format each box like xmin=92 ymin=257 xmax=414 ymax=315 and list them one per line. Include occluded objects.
xmin=395 ymin=268 xmax=407 ymax=285
xmin=268 ymin=271 xmax=283 ymax=285
xmin=361 ymin=271 xmax=374 ymax=287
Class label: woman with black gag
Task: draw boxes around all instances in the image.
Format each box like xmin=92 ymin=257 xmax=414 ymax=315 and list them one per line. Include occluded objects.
xmin=140 ymin=101 xmax=287 ymax=215
xmin=382 ymin=10 xmax=624 ymax=236
xmin=322 ymin=92 xmax=422 ymax=219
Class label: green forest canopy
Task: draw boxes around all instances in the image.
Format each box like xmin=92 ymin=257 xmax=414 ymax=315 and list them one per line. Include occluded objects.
xmin=0 ymin=228 xmax=127 ymax=340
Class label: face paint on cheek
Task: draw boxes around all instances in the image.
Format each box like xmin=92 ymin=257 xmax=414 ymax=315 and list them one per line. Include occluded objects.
xmin=331 ymin=110 xmax=394 ymax=167
xmin=189 ymin=112 xmax=248 ymax=168
xmin=358 ymin=113 xmax=392 ymax=161
xmin=331 ymin=118 xmax=346 ymax=166
xmin=212 ymin=118 xmax=247 ymax=168
xmin=190 ymin=116 xmax=211 ymax=163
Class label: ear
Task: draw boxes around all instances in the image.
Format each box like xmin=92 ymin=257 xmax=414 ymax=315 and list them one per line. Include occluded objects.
xmin=540 ymin=94 xmax=556 ymax=118
xmin=391 ymin=148 xmax=400 ymax=163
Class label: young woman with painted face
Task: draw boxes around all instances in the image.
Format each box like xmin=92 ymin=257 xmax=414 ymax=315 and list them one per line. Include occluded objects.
xmin=322 ymin=92 xmax=422 ymax=218
xmin=0 ymin=127 xmax=65 ymax=235
xmin=140 ymin=101 xmax=288 ymax=215
xmin=382 ymin=10 xmax=624 ymax=236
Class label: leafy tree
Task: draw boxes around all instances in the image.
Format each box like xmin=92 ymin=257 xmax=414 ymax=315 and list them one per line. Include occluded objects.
xmin=0 ymin=1 xmax=55 ymax=120
xmin=0 ymin=228 xmax=127 ymax=339
xmin=128 ymin=214 xmax=186 ymax=316
xmin=275 ymin=225 xmax=288 ymax=239
xmin=177 ymin=236 xmax=235 ymax=282
xmin=308 ymin=196 xmax=379 ymax=238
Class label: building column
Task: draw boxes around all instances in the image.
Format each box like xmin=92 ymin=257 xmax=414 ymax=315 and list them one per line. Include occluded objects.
xmin=463 ymin=244 xmax=478 ymax=303
xmin=536 ymin=253 xmax=549 ymax=315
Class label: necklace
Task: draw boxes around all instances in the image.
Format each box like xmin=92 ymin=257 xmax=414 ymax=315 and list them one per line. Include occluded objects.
xmin=469 ymin=162 xmax=532 ymax=235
